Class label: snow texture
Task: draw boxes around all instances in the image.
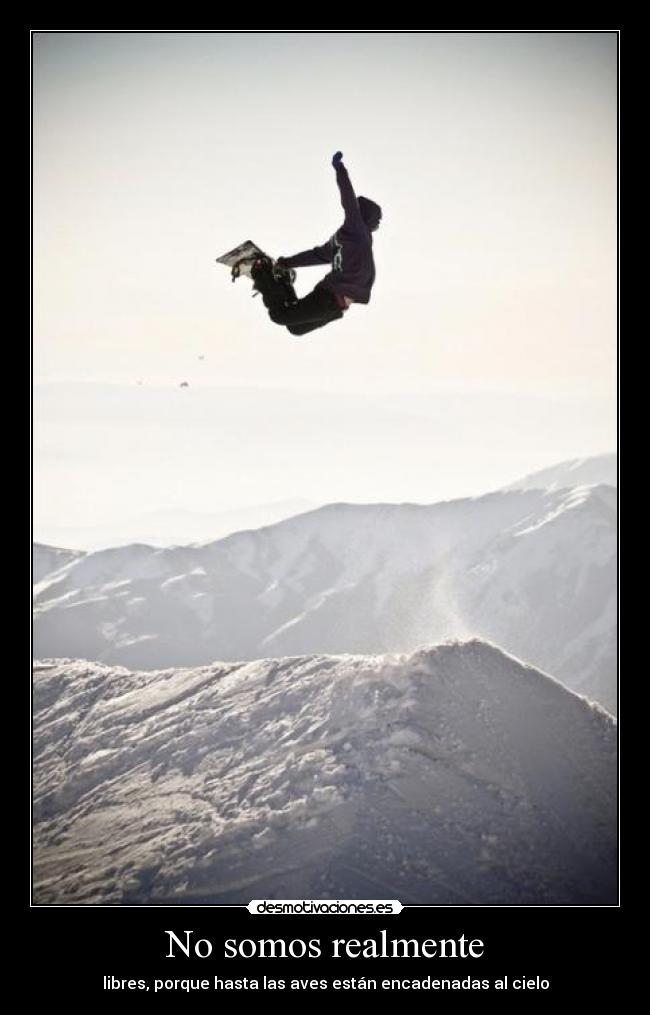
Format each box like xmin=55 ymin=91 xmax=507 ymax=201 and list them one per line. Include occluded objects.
xmin=33 ymin=484 xmax=617 ymax=713
xmin=32 ymin=641 xmax=616 ymax=905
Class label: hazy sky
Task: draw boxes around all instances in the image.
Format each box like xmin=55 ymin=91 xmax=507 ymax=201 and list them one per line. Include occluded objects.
xmin=33 ymin=32 xmax=617 ymax=541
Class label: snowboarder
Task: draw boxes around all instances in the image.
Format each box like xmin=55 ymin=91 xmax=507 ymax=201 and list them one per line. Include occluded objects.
xmin=250 ymin=152 xmax=381 ymax=336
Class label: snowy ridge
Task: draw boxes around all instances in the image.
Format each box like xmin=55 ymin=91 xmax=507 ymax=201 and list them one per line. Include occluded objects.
xmin=36 ymin=500 xmax=316 ymax=552
xmin=33 ymin=484 xmax=617 ymax=712
xmin=33 ymin=543 xmax=86 ymax=584
xmin=33 ymin=640 xmax=616 ymax=905
xmin=504 ymin=453 xmax=616 ymax=492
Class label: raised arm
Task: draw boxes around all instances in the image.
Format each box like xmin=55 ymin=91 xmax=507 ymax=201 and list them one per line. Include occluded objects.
xmin=331 ymin=151 xmax=364 ymax=227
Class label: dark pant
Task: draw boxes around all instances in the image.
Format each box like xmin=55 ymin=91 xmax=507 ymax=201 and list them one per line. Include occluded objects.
xmin=253 ymin=269 xmax=344 ymax=336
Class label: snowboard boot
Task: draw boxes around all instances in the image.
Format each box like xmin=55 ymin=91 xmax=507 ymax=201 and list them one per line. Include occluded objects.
xmin=251 ymin=257 xmax=298 ymax=309
xmin=272 ymin=262 xmax=297 ymax=286
xmin=270 ymin=262 xmax=298 ymax=306
xmin=251 ymin=256 xmax=277 ymax=297
xmin=251 ymin=256 xmax=274 ymax=279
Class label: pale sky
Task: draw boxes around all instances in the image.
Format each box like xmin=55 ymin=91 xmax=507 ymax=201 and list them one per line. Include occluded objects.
xmin=33 ymin=32 xmax=617 ymax=542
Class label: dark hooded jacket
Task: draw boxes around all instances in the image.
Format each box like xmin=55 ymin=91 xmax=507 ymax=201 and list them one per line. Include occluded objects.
xmin=280 ymin=163 xmax=381 ymax=305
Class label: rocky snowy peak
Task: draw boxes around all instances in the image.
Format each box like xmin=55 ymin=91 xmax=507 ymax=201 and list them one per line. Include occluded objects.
xmin=32 ymin=640 xmax=616 ymax=906
xmin=504 ymin=453 xmax=616 ymax=492
xmin=33 ymin=485 xmax=617 ymax=713
xmin=33 ymin=543 xmax=86 ymax=584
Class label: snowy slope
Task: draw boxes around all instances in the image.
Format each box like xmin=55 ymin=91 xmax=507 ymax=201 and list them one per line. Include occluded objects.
xmin=33 ymin=485 xmax=617 ymax=713
xmin=33 ymin=544 xmax=86 ymax=584
xmin=32 ymin=641 xmax=617 ymax=906
xmin=504 ymin=453 xmax=617 ymax=492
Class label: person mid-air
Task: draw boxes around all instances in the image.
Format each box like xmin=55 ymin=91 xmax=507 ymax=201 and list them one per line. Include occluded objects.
xmin=216 ymin=152 xmax=382 ymax=336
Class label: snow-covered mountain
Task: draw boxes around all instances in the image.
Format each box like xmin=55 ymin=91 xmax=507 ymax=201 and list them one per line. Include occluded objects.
xmin=33 ymin=544 xmax=86 ymax=584
xmin=504 ymin=453 xmax=617 ymax=492
xmin=33 ymin=483 xmax=617 ymax=713
xmin=32 ymin=641 xmax=616 ymax=906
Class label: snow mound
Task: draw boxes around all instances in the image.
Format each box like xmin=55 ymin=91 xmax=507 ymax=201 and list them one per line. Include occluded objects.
xmin=33 ymin=640 xmax=616 ymax=906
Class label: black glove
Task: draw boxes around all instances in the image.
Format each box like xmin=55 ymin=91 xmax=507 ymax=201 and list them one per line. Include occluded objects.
xmin=332 ymin=151 xmax=343 ymax=168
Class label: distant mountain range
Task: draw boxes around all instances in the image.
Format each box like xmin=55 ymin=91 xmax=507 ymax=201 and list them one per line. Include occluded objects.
xmin=32 ymin=641 xmax=617 ymax=905
xmin=34 ymin=498 xmax=316 ymax=552
xmin=33 ymin=455 xmax=617 ymax=713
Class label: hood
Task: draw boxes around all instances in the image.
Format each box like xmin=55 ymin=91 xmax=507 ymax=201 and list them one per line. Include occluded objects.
xmin=358 ymin=196 xmax=382 ymax=231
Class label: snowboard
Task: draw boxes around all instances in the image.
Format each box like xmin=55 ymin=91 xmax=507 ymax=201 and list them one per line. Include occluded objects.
xmin=215 ymin=240 xmax=267 ymax=282
xmin=215 ymin=240 xmax=296 ymax=285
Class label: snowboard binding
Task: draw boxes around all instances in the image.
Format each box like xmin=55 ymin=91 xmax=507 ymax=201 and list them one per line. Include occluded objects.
xmin=216 ymin=241 xmax=296 ymax=287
